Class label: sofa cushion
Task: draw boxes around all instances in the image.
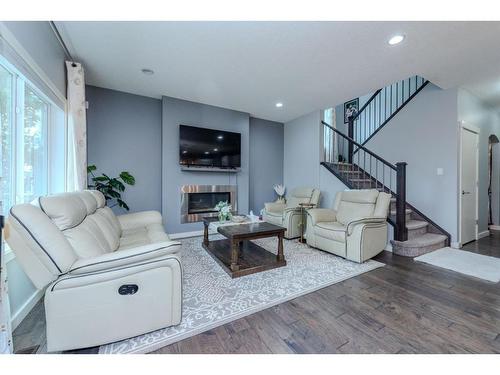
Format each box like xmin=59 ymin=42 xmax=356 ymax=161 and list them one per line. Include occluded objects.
xmin=88 ymin=189 xmax=106 ymax=208
xmin=64 ymin=217 xmax=113 ymax=258
xmin=39 ymin=193 xmax=89 ymax=231
xmin=119 ymin=223 xmax=171 ymax=250
xmin=264 ymin=212 xmax=283 ymax=226
xmin=314 ymin=222 xmax=347 ymax=243
xmin=336 ymin=200 xmax=375 ymax=226
xmin=88 ymin=210 xmax=121 ymax=251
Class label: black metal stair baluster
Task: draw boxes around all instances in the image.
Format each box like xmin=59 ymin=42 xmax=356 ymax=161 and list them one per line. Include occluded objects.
xmin=384 ymin=87 xmax=387 ymax=123
xmin=358 ymin=150 xmax=361 ymax=187
xmin=402 ymin=79 xmax=405 ymax=104
xmin=377 ymin=94 xmax=380 ymax=132
xmin=369 ymin=155 xmax=373 ymax=188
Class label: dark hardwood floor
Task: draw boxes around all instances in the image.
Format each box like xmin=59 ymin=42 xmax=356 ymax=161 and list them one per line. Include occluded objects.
xmin=462 ymin=229 xmax=500 ymax=257
xmin=13 ymin=232 xmax=500 ymax=354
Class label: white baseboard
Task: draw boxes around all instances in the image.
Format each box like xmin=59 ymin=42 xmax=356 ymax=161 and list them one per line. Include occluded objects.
xmin=10 ymin=289 xmax=44 ymax=330
xmin=451 ymin=241 xmax=461 ymax=249
xmin=489 ymin=225 xmax=500 ymax=231
xmin=478 ymin=230 xmax=490 ymax=239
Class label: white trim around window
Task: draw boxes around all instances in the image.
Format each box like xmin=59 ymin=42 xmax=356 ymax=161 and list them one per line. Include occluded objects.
xmin=0 ymin=22 xmax=66 ymax=106
xmin=0 ymin=54 xmax=66 ymax=215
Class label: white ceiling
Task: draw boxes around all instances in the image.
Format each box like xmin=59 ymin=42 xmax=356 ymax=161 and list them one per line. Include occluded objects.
xmin=57 ymin=21 xmax=500 ymax=122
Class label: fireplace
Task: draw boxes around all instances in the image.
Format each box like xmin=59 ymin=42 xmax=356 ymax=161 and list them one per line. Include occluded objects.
xmin=180 ymin=185 xmax=237 ymax=223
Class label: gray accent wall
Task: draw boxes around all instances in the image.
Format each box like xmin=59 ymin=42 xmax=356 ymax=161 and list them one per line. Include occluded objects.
xmin=283 ymin=111 xmax=322 ymax=199
xmin=363 ymin=84 xmax=460 ymax=241
xmin=283 ymin=110 xmax=350 ymax=208
xmin=86 ymin=85 xmax=163 ymax=213
xmin=162 ymin=96 xmax=250 ymax=234
xmin=249 ymin=117 xmax=284 ymax=214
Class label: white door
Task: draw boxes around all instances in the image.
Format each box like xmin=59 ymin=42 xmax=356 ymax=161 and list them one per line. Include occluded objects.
xmin=461 ymin=127 xmax=478 ymax=245
xmin=491 ymin=144 xmax=500 ymax=226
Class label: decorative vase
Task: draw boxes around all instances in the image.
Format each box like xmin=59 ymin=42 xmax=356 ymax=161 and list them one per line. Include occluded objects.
xmin=218 ymin=212 xmax=228 ymax=223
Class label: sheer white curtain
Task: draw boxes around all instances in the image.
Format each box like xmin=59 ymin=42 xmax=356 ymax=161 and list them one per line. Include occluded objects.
xmin=1 ymin=218 xmax=12 ymax=354
xmin=66 ymin=61 xmax=87 ymax=191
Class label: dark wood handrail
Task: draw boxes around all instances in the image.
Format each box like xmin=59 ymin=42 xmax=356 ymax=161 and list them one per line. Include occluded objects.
xmin=321 ymin=121 xmax=397 ymax=171
xmin=350 ymin=89 xmax=382 ymax=122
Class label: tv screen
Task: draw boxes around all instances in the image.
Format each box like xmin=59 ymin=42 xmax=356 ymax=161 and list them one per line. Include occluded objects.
xmin=179 ymin=125 xmax=241 ymax=168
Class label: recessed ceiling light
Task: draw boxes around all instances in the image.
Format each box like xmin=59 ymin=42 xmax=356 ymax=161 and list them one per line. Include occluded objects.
xmin=213 ymin=148 xmax=218 ymax=152
xmin=141 ymin=68 xmax=154 ymax=75
xmin=217 ymin=135 xmax=224 ymax=140
xmin=204 ymin=151 xmax=210 ymax=155
xmin=388 ymin=35 xmax=405 ymax=45
xmin=182 ymin=150 xmax=187 ymax=154
xmin=275 ymin=102 xmax=283 ymax=108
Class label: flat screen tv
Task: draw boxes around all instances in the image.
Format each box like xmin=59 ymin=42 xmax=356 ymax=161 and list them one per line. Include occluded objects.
xmin=179 ymin=125 xmax=241 ymax=169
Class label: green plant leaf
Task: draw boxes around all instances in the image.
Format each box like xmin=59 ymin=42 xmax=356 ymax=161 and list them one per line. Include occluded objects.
xmin=93 ymin=176 xmax=109 ymax=182
xmin=85 ymin=165 xmax=133 ymax=212
xmin=110 ymin=178 xmax=125 ymax=192
xmin=117 ymin=198 xmax=130 ymax=211
xmin=107 ymin=189 xmax=121 ymax=198
xmin=120 ymin=171 xmax=135 ymax=185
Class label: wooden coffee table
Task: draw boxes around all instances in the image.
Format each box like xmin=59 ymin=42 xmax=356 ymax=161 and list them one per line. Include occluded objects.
xmin=202 ymin=217 xmax=286 ymax=278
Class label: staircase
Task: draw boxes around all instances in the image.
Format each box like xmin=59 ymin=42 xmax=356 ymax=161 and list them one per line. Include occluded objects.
xmin=349 ymin=76 xmax=429 ymax=147
xmin=321 ymin=76 xmax=450 ymax=256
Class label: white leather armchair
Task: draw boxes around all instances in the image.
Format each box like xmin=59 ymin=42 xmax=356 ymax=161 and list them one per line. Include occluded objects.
xmin=5 ymin=190 xmax=182 ymax=352
xmin=263 ymin=187 xmax=320 ymax=239
xmin=306 ymin=189 xmax=391 ymax=263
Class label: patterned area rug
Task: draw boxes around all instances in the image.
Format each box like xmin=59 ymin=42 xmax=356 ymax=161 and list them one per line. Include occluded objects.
xmin=99 ymin=235 xmax=383 ymax=354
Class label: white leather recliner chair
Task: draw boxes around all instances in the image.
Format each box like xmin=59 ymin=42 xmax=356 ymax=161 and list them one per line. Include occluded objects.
xmin=4 ymin=190 xmax=182 ymax=352
xmin=306 ymin=189 xmax=391 ymax=263
xmin=263 ymin=187 xmax=320 ymax=239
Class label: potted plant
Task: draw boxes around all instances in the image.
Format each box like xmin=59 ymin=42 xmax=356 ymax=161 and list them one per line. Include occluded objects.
xmin=87 ymin=165 xmax=135 ymax=210
xmin=215 ymin=201 xmax=232 ymax=223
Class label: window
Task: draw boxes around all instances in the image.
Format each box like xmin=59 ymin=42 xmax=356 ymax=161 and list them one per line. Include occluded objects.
xmin=0 ymin=56 xmax=65 ymax=215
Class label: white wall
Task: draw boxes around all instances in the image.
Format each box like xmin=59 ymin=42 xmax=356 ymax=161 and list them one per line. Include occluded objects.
xmin=458 ymin=88 xmax=500 ymax=231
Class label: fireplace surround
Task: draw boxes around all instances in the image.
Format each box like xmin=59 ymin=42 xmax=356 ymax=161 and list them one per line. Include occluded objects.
xmin=180 ymin=185 xmax=237 ymax=223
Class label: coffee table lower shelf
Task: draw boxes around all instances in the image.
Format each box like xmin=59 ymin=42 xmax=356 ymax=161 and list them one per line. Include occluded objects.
xmin=202 ymin=239 xmax=286 ymax=278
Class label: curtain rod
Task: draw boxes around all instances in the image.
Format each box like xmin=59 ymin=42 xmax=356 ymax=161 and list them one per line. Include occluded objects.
xmin=49 ymin=21 xmax=76 ymax=67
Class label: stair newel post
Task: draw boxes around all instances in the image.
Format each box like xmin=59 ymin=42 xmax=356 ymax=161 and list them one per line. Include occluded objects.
xmin=348 ymin=117 xmax=354 ymax=163
xmin=395 ymin=162 xmax=408 ymax=242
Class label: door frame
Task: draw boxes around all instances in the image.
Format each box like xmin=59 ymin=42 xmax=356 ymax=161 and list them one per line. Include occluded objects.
xmin=458 ymin=121 xmax=480 ymax=247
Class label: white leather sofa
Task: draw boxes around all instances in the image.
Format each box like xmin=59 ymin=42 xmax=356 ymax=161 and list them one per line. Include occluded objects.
xmin=263 ymin=187 xmax=320 ymax=239
xmin=4 ymin=190 xmax=182 ymax=352
xmin=306 ymin=189 xmax=391 ymax=263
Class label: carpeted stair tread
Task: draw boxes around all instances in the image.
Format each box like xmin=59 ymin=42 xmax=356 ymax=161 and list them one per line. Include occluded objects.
xmin=390 ymin=208 xmax=412 ymax=216
xmin=406 ymin=220 xmax=428 ymax=230
xmin=392 ymin=233 xmax=447 ymax=247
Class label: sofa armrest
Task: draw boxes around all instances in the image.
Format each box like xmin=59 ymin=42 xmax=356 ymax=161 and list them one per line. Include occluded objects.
xmin=307 ymin=208 xmax=337 ymax=226
xmin=68 ymin=240 xmax=181 ymax=275
xmin=50 ymin=255 xmax=182 ymax=293
xmin=346 ymin=217 xmax=387 ymax=235
xmin=117 ymin=210 xmax=162 ymax=231
xmin=264 ymin=201 xmax=286 ymax=214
